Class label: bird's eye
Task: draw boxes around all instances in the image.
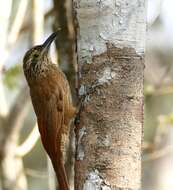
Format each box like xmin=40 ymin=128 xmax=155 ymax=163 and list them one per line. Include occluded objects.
xmin=34 ymin=54 xmax=39 ymax=58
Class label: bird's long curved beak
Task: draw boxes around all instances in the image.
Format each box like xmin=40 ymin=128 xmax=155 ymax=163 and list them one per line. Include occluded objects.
xmin=40 ymin=29 xmax=61 ymax=57
xmin=42 ymin=32 xmax=57 ymax=51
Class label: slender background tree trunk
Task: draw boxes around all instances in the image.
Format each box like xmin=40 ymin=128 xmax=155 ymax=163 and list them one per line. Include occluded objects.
xmin=53 ymin=1 xmax=76 ymax=189
xmin=74 ymin=0 xmax=146 ymax=189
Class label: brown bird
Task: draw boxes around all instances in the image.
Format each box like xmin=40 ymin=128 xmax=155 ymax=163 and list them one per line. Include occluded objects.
xmin=23 ymin=32 xmax=76 ymax=190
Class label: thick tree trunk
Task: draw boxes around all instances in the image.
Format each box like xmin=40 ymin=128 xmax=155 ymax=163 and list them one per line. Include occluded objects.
xmin=74 ymin=0 xmax=146 ymax=189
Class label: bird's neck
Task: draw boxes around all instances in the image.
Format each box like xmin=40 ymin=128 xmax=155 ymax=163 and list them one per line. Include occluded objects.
xmin=24 ymin=57 xmax=52 ymax=85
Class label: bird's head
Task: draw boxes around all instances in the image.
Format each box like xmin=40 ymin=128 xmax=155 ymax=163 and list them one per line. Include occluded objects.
xmin=23 ymin=32 xmax=57 ymax=78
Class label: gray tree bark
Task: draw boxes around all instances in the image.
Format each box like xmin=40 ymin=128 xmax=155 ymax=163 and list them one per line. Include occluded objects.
xmin=74 ymin=0 xmax=146 ymax=189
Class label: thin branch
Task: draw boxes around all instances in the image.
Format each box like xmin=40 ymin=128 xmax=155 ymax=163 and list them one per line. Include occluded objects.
xmin=145 ymin=83 xmax=173 ymax=97
xmin=155 ymin=64 xmax=172 ymax=89
xmin=8 ymin=0 xmax=28 ymax=46
xmin=5 ymin=86 xmax=29 ymax=137
xmin=0 ymin=85 xmax=29 ymax=160
xmin=143 ymin=145 xmax=173 ymax=162
xmin=142 ymin=141 xmax=155 ymax=151
xmin=31 ymin=0 xmax=44 ymax=44
xmin=147 ymin=0 xmax=163 ymax=27
xmin=16 ymin=124 xmax=40 ymax=157
xmin=25 ymin=168 xmax=47 ymax=178
xmin=0 ymin=82 xmax=8 ymax=117
xmin=19 ymin=8 xmax=54 ymax=36
xmin=0 ymin=0 xmax=12 ymax=117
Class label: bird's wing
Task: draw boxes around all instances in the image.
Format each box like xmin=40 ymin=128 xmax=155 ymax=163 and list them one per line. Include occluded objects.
xmin=31 ymin=85 xmax=64 ymax=159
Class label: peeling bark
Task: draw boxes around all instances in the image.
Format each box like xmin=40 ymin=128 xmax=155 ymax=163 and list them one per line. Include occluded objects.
xmin=74 ymin=0 xmax=146 ymax=189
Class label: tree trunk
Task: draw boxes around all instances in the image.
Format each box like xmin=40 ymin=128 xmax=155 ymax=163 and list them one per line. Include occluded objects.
xmin=74 ymin=0 xmax=146 ymax=189
xmin=53 ymin=1 xmax=76 ymax=189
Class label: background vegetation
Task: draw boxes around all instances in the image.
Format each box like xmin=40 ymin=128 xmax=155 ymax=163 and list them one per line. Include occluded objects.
xmin=0 ymin=0 xmax=172 ymax=189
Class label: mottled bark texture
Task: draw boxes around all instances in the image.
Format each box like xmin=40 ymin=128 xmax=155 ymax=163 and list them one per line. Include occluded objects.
xmin=74 ymin=0 xmax=145 ymax=189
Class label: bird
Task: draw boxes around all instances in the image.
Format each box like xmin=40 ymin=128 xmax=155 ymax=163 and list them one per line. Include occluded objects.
xmin=23 ymin=31 xmax=76 ymax=190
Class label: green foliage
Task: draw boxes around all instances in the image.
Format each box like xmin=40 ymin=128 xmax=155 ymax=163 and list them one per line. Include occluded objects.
xmin=3 ymin=64 xmax=22 ymax=89
xmin=159 ymin=114 xmax=173 ymax=126
xmin=144 ymin=84 xmax=155 ymax=96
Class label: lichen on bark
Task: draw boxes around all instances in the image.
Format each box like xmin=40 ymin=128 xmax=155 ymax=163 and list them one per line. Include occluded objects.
xmin=75 ymin=44 xmax=144 ymax=190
